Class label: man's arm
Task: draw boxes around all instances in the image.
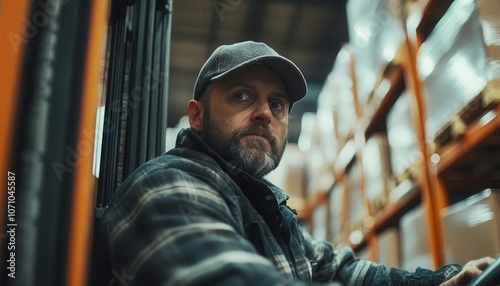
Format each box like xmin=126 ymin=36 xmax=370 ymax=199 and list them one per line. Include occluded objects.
xmin=300 ymin=228 xmax=464 ymax=285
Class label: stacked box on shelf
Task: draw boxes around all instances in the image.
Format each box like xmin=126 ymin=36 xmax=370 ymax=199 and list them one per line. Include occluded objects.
xmin=346 ymin=162 xmax=368 ymax=245
xmin=298 ymin=112 xmax=320 ymax=196
xmin=298 ymin=113 xmax=333 ymax=196
xmin=416 ymin=0 xmax=500 ymax=147
xmin=280 ymin=144 xmax=307 ymax=214
xmin=400 ymin=205 xmax=433 ymax=271
xmin=377 ymin=227 xmax=401 ymax=268
xmin=361 ymin=134 xmax=392 ymax=214
xmin=472 ymin=0 xmax=500 ymax=111
xmin=477 ymin=0 xmax=500 ymax=77
xmin=312 ymin=203 xmax=328 ymax=241
xmin=346 ymin=0 xmax=406 ymax=113
xmin=386 ymin=92 xmax=420 ymax=199
xmin=441 ymin=189 xmax=500 ymax=265
xmin=329 ymin=184 xmax=346 ymax=246
xmin=328 ymin=45 xmax=358 ymax=145
xmin=317 ymin=79 xmax=339 ymax=166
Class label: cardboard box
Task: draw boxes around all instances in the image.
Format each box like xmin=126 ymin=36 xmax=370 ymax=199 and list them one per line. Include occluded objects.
xmin=312 ymin=203 xmax=328 ymax=241
xmin=317 ymin=102 xmax=338 ymax=166
xmin=347 ymin=0 xmax=405 ymax=104
xmin=400 ymin=205 xmax=433 ymax=271
xmin=327 ymin=46 xmax=358 ymax=142
xmin=377 ymin=227 xmax=401 ymax=268
xmin=417 ymin=0 xmax=497 ymax=141
xmin=476 ymin=0 xmax=500 ymax=73
xmin=386 ymin=92 xmax=420 ymax=178
xmin=329 ymin=184 xmax=346 ymax=245
xmin=442 ymin=189 xmax=500 ymax=265
xmin=297 ymin=113 xmax=336 ymax=196
xmin=347 ymin=163 xmax=368 ymax=235
xmin=362 ymin=134 xmax=392 ymax=214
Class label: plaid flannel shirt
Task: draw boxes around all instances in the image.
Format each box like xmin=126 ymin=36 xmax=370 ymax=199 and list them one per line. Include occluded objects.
xmin=101 ymin=128 xmax=461 ymax=285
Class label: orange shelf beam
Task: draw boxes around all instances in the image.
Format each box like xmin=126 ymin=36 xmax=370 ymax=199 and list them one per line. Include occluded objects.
xmin=66 ymin=1 xmax=109 ymax=285
xmin=402 ymin=33 xmax=445 ymax=268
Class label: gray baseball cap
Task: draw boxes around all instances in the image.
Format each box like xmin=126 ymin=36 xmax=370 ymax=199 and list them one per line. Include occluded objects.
xmin=193 ymin=41 xmax=308 ymax=110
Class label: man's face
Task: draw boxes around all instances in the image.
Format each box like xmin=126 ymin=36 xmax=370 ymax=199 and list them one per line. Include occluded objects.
xmin=200 ymin=65 xmax=289 ymax=178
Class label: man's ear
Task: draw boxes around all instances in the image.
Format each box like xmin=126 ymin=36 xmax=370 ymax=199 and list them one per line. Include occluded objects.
xmin=187 ymin=99 xmax=204 ymax=133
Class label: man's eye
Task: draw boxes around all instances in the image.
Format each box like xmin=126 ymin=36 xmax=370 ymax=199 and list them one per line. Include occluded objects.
xmin=270 ymin=100 xmax=285 ymax=111
xmin=234 ymin=92 xmax=251 ymax=101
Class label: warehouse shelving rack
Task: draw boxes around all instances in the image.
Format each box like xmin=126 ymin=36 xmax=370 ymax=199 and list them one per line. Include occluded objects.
xmin=303 ymin=0 xmax=500 ymax=269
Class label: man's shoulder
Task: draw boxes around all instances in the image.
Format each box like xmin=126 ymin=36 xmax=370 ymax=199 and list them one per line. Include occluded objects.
xmin=118 ymin=151 xmax=221 ymax=191
xmin=107 ymin=150 xmax=236 ymax=209
xmin=142 ymin=149 xmax=227 ymax=182
xmin=147 ymin=147 xmax=218 ymax=170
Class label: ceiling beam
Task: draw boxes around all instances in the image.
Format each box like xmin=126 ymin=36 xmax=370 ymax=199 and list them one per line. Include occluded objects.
xmin=242 ymin=1 xmax=267 ymax=39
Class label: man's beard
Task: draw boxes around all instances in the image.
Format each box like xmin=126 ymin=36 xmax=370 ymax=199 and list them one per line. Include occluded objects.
xmin=201 ymin=113 xmax=287 ymax=178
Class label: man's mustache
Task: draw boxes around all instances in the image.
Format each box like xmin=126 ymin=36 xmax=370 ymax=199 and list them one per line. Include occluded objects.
xmin=240 ymin=124 xmax=276 ymax=144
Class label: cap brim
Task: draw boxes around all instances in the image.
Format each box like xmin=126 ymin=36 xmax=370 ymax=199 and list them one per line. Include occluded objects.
xmin=211 ymin=55 xmax=308 ymax=110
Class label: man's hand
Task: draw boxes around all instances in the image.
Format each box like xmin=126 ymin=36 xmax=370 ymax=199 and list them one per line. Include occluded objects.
xmin=440 ymin=257 xmax=496 ymax=286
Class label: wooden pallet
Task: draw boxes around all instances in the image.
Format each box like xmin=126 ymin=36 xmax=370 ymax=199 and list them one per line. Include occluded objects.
xmin=432 ymin=80 xmax=500 ymax=149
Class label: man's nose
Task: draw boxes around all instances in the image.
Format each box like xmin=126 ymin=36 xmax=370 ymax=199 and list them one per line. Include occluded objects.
xmin=251 ymin=100 xmax=272 ymax=124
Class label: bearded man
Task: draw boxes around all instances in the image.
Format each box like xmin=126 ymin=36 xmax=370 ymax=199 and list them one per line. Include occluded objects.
xmin=101 ymin=41 xmax=494 ymax=286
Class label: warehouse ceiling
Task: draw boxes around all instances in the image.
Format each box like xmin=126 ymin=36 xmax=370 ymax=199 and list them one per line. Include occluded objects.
xmin=168 ymin=0 xmax=349 ymax=143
